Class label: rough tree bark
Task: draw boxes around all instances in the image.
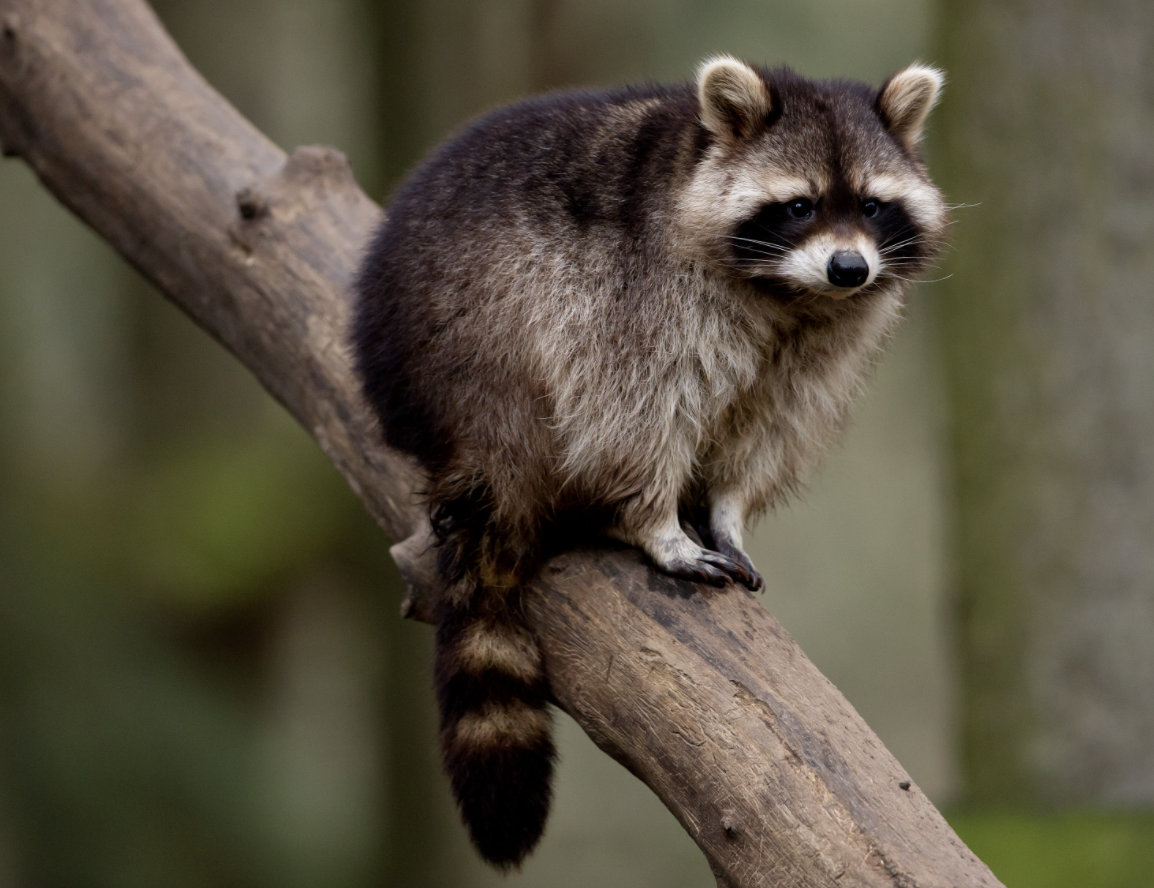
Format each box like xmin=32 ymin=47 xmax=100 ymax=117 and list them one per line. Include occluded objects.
xmin=0 ymin=0 xmax=1003 ymax=885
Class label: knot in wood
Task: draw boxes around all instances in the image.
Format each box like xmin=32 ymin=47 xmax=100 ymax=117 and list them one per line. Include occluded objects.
xmin=235 ymin=187 xmax=268 ymax=220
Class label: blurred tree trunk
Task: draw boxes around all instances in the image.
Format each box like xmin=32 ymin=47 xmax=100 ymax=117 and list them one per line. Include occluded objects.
xmin=368 ymin=0 xmax=563 ymax=191
xmin=937 ymin=0 xmax=1154 ymax=804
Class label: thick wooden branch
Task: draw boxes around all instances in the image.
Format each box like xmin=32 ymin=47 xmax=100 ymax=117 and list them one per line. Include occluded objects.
xmin=0 ymin=1 xmax=1003 ymax=885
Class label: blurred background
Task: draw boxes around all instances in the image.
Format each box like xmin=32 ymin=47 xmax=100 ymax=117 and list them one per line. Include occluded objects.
xmin=2 ymin=0 xmax=1153 ymax=885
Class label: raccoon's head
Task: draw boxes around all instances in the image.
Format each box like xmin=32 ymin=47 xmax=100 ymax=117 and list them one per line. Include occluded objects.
xmin=677 ymin=56 xmax=947 ymax=300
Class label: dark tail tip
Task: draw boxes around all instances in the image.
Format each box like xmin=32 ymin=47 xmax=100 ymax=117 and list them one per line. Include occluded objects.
xmin=448 ymin=731 xmax=556 ymax=868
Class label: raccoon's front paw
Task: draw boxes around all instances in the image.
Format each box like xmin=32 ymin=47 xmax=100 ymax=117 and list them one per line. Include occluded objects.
xmin=647 ymin=536 xmax=755 ymax=590
xmin=712 ymin=539 xmax=764 ymax=592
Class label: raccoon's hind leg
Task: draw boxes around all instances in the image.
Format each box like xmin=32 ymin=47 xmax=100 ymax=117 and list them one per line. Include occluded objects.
xmin=433 ymin=514 xmax=555 ymax=869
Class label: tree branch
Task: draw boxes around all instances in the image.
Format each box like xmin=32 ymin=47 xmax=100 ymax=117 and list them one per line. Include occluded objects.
xmin=0 ymin=1 xmax=1003 ymax=885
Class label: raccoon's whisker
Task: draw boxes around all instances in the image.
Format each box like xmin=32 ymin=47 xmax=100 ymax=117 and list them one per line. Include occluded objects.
xmin=878 ymin=235 xmax=926 ymax=255
xmin=881 ymin=265 xmax=938 ymax=279
xmin=724 ymin=244 xmax=788 ymax=258
xmin=880 ymin=236 xmax=921 ymax=250
xmin=724 ymin=233 xmax=791 ymax=244
xmin=716 ymin=253 xmax=784 ymax=266
xmin=879 ymin=251 xmax=941 ymax=268
xmin=723 ymin=235 xmax=795 ymax=251
xmin=732 ymin=249 xmax=791 ymax=260
xmin=734 ymin=250 xmax=789 ymax=262
xmin=732 ymin=249 xmax=788 ymax=263
xmin=723 ymin=243 xmax=792 ymax=258
xmin=885 ymin=271 xmax=952 ymax=285
xmin=880 ymin=256 xmax=934 ymax=269
xmin=724 ymin=241 xmax=791 ymax=252
xmin=944 ymin=201 xmax=981 ymax=211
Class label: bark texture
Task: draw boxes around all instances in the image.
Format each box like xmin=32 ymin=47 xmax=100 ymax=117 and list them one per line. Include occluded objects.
xmin=0 ymin=0 xmax=1003 ymax=884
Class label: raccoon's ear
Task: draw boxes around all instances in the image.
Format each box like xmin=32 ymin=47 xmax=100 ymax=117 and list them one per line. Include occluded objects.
xmin=697 ymin=55 xmax=775 ymax=143
xmin=877 ymin=63 xmax=944 ymax=150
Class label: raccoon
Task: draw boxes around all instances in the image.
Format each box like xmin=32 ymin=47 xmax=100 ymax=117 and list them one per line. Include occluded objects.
xmin=353 ymin=56 xmax=946 ymax=868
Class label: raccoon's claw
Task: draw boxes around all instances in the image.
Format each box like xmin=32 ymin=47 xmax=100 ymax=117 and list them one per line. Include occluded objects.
xmin=661 ymin=548 xmax=752 ymax=590
xmin=663 ymin=553 xmax=729 ymax=587
xmin=713 ymin=540 xmax=764 ymax=592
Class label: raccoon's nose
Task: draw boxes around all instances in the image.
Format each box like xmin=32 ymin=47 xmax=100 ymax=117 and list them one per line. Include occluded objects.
xmin=827 ymin=251 xmax=870 ymax=288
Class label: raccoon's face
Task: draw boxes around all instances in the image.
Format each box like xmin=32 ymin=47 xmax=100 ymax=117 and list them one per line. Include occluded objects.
xmin=678 ymin=57 xmax=947 ymax=300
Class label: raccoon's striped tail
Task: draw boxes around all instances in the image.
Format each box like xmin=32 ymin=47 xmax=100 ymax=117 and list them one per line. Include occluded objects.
xmin=434 ymin=578 xmax=555 ymax=869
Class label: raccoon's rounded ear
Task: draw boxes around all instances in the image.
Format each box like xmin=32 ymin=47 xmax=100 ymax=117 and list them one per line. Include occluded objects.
xmin=877 ymin=63 xmax=944 ymax=151
xmin=697 ymin=55 xmax=775 ymax=143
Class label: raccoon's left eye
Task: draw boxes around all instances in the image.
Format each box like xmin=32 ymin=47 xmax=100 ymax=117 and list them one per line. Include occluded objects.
xmin=787 ymin=198 xmax=815 ymax=220
xmin=861 ymin=198 xmax=881 ymax=219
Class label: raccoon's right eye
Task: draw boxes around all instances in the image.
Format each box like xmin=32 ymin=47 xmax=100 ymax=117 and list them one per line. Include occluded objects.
xmin=786 ymin=198 xmax=815 ymax=220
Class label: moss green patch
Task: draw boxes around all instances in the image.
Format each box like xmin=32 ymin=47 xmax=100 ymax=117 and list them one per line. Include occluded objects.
xmin=947 ymin=809 xmax=1154 ymax=888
